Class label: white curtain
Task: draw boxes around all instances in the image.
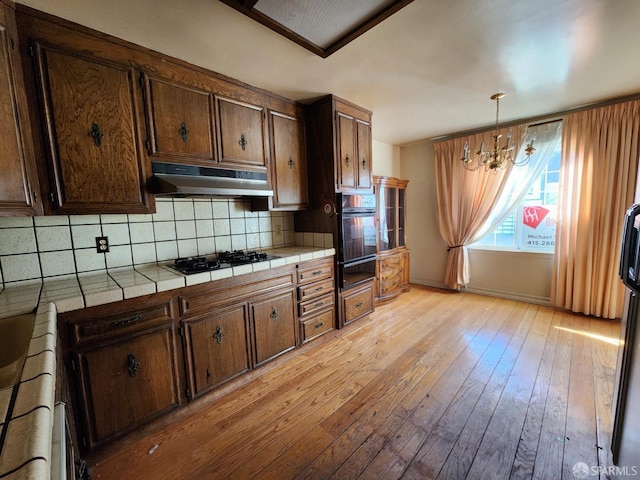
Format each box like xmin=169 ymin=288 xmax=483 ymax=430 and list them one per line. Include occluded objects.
xmin=475 ymin=121 xmax=562 ymax=240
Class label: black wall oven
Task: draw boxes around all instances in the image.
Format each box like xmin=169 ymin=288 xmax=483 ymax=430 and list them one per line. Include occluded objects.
xmin=337 ymin=193 xmax=377 ymax=289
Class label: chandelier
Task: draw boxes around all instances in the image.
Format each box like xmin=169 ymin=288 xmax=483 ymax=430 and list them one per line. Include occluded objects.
xmin=461 ymin=93 xmax=536 ymax=172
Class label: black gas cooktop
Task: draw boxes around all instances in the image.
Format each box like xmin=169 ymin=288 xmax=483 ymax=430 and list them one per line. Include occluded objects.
xmin=169 ymin=250 xmax=278 ymax=274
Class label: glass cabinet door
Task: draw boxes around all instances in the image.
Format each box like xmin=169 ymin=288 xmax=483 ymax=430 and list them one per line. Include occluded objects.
xmin=398 ymin=188 xmax=405 ymax=247
xmin=375 ymin=177 xmax=408 ymax=253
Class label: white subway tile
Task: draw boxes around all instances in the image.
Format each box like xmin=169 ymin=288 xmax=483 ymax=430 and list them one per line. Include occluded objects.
xmin=34 ymin=216 xmax=67 ymax=226
xmin=0 ymin=217 xmax=33 ymax=228
xmin=230 ymin=218 xmax=246 ymax=235
xmin=70 ymin=215 xmax=100 ymax=225
xmin=101 ymin=214 xmax=128 ymax=224
xmin=176 ymin=220 xmax=196 ymax=240
xmin=153 ymin=221 xmax=177 ymax=241
xmin=231 ymin=235 xmax=247 ymax=251
xmin=71 ymin=224 xmax=103 ymax=249
xmin=1 ymin=253 xmax=41 ymax=282
xmin=129 ymin=222 xmax=155 ymax=244
xmin=0 ymin=228 xmax=37 ymax=255
xmin=212 ymin=200 xmax=229 ymax=219
xmin=153 ymin=200 xmax=175 ymax=221
xmin=155 ymin=241 xmax=178 ymax=261
xmin=195 ymin=219 xmax=214 ymax=237
xmin=131 ymin=243 xmax=157 ymax=265
xmin=194 ymin=200 xmax=213 ymax=219
xmin=101 ymin=223 xmax=131 ymax=246
xmin=173 ymin=199 xmax=195 ymax=220
xmin=215 ymin=235 xmax=231 ymax=252
xmin=246 ymin=233 xmax=260 ymax=249
xmin=229 ymin=200 xmax=245 ymax=218
xmin=196 ymin=237 xmax=215 ymax=256
xmin=105 ymin=245 xmax=133 ymax=269
xmin=74 ymin=248 xmax=106 ymax=273
xmin=245 ymin=217 xmax=259 ymax=234
xmin=40 ymin=250 xmax=75 ymax=277
xmin=177 ymin=239 xmax=198 ymax=257
xmin=213 ymin=219 xmax=230 ymax=236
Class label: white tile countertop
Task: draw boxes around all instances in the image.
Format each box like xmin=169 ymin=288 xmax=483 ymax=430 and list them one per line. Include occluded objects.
xmin=0 ymin=246 xmax=336 ymax=320
xmin=0 ymin=304 xmax=56 ymax=480
xmin=0 ymin=245 xmax=334 ymax=479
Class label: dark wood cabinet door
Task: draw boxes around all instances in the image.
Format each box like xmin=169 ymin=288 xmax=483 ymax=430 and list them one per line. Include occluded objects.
xmin=270 ymin=111 xmax=307 ymax=209
xmin=251 ymin=290 xmax=296 ymax=366
xmin=216 ymin=96 xmax=267 ymax=169
xmin=34 ymin=44 xmax=151 ymax=214
xmin=336 ymin=112 xmax=356 ymax=190
xmin=183 ymin=304 xmax=250 ymax=398
xmin=0 ymin=1 xmax=40 ymax=215
xmin=75 ymin=326 xmax=180 ymax=448
xmin=144 ymin=76 xmax=215 ymax=164
xmin=356 ymin=119 xmax=372 ymax=190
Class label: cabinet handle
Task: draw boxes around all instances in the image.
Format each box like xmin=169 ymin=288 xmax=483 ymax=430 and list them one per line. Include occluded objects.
xmin=355 ymin=302 xmax=364 ymax=308
xmin=314 ymin=322 xmax=325 ymax=329
xmin=312 ymin=270 xmax=322 ymax=276
xmin=127 ymin=353 xmax=141 ymax=377
xmin=345 ymin=154 xmax=350 ymax=167
xmin=111 ymin=314 xmax=142 ymax=329
xmin=214 ymin=325 xmax=225 ymax=344
xmin=270 ymin=307 xmax=278 ymax=321
xmin=362 ymin=157 xmax=367 ymax=169
xmin=288 ymin=156 xmax=294 ymax=170
xmin=314 ymin=301 xmax=325 ymax=308
xmin=239 ymin=134 xmax=248 ymax=151
xmin=314 ymin=286 xmax=324 ymax=292
xmin=179 ymin=122 xmax=189 ymax=142
xmin=90 ymin=123 xmax=104 ymax=147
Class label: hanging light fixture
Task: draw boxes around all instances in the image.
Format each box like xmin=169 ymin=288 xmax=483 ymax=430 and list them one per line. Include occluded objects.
xmin=461 ymin=92 xmax=536 ymax=172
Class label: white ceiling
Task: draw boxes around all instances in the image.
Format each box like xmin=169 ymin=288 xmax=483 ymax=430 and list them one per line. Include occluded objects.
xmin=18 ymin=0 xmax=640 ymax=145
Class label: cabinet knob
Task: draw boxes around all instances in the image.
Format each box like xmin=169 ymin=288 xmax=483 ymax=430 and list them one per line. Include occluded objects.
xmin=288 ymin=156 xmax=295 ymax=170
xmin=90 ymin=123 xmax=104 ymax=147
xmin=362 ymin=157 xmax=367 ymax=169
xmin=127 ymin=353 xmax=141 ymax=377
xmin=179 ymin=122 xmax=189 ymax=142
xmin=214 ymin=325 xmax=225 ymax=344
xmin=239 ymin=134 xmax=248 ymax=151
xmin=270 ymin=307 xmax=279 ymax=321
xmin=345 ymin=154 xmax=350 ymax=167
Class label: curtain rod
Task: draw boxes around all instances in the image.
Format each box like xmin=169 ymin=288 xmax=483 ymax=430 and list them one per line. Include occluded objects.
xmin=430 ymin=91 xmax=640 ymax=144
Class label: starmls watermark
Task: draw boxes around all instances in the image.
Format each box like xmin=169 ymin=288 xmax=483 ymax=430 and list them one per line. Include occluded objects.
xmin=572 ymin=462 xmax=638 ymax=478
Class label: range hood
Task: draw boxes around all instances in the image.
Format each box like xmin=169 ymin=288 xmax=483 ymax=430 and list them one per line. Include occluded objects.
xmin=151 ymin=162 xmax=273 ymax=197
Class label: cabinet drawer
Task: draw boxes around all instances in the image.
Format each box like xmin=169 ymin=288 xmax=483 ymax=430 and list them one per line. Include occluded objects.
xmin=297 ymin=260 xmax=333 ymax=284
xmin=342 ymin=285 xmax=374 ymax=325
xmin=298 ymin=278 xmax=334 ymax=302
xmin=379 ymin=269 xmax=400 ymax=284
xmin=301 ymin=309 xmax=334 ymax=343
xmin=70 ymin=301 xmax=173 ymax=347
xmin=379 ymin=282 xmax=400 ymax=296
xmin=299 ymin=292 xmax=334 ymax=317
xmin=379 ymin=255 xmax=402 ymax=270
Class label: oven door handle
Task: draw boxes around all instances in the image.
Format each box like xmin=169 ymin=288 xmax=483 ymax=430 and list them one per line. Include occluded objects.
xmin=339 ymin=254 xmax=377 ymax=268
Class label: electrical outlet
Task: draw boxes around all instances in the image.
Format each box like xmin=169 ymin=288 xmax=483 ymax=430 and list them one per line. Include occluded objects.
xmin=274 ymin=225 xmax=282 ymax=237
xmin=96 ymin=236 xmax=109 ymax=253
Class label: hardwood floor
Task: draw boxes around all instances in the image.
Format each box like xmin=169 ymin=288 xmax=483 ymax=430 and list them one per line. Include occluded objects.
xmin=89 ymin=286 xmax=620 ymax=480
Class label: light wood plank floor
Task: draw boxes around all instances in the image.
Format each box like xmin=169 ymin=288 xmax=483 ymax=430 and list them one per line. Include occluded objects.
xmin=90 ymin=286 xmax=620 ymax=480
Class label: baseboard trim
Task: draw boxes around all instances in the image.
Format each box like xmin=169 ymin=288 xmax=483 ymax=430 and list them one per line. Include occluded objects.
xmin=464 ymin=286 xmax=551 ymax=306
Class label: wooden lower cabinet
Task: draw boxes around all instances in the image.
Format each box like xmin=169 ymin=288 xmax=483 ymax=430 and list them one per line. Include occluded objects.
xmin=340 ymin=280 xmax=374 ymax=327
xmin=74 ymin=325 xmax=180 ymax=449
xmin=296 ymin=257 xmax=336 ymax=342
xmin=250 ymin=289 xmax=297 ymax=366
xmin=375 ymin=249 xmax=410 ymax=305
xmin=182 ymin=304 xmax=250 ymax=399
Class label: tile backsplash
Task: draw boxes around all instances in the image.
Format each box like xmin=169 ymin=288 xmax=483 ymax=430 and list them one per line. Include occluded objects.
xmin=0 ymin=198 xmax=295 ymax=286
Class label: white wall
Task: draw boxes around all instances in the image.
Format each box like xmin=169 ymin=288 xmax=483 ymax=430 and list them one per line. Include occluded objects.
xmin=399 ymin=139 xmax=553 ymax=304
xmin=372 ymin=139 xmax=401 ymax=178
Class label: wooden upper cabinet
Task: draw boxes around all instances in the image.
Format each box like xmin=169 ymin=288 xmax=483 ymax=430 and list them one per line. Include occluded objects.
xmin=143 ymin=75 xmax=215 ymax=165
xmin=32 ymin=44 xmax=152 ymax=214
xmin=269 ymin=110 xmax=308 ymax=210
xmin=356 ymin=119 xmax=372 ymax=190
xmin=0 ymin=0 xmax=41 ymax=216
xmin=215 ymin=96 xmax=267 ymax=170
xmin=337 ymin=112 xmax=357 ymax=190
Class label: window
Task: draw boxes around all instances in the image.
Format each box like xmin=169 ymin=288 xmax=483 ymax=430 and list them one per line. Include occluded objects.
xmin=473 ymin=129 xmax=562 ymax=253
